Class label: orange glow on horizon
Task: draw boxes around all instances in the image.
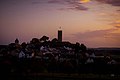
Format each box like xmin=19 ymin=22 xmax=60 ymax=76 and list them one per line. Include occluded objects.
xmin=80 ymin=0 xmax=90 ymax=3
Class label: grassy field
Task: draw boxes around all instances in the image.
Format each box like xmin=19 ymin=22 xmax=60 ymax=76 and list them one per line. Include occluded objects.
xmin=2 ymin=73 xmax=120 ymax=80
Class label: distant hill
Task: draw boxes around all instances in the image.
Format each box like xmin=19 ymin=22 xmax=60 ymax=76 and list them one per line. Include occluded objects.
xmin=89 ymin=47 xmax=120 ymax=50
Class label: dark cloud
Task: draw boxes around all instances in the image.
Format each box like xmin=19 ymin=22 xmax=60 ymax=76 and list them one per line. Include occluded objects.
xmin=31 ymin=0 xmax=88 ymax=11
xmin=96 ymin=0 xmax=120 ymax=6
xmin=48 ymin=0 xmax=88 ymax=11
xmin=115 ymin=26 xmax=120 ymax=28
xmin=117 ymin=10 xmax=120 ymax=11
xmin=48 ymin=0 xmax=63 ymax=4
xmin=31 ymin=1 xmax=47 ymax=4
xmin=48 ymin=0 xmax=81 ymax=4
xmin=65 ymin=0 xmax=81 ymax=5
xmin=69 ymin=5 xmax=88 ymax=10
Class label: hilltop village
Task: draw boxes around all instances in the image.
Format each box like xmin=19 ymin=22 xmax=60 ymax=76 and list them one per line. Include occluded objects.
xmin=0 ymin=29 xmax=119 ymax=75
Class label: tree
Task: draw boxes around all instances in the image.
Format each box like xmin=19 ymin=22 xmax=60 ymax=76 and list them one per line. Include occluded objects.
xmin=30 ymin=38 xmax=40 ymax=44
xmin=81 ymin=43 xmax=87 ymax=51
xmin=51 ymin=38 xmax=58 ymax=43
xmin=21 ymin=42 xmax=27 ymax=49
xmin=15 ymin=38 xmax=19 ymax=44
xmin=40 ymin=36 xmax=49 ymax=42
xmin=75 ymin=42 xmax=80 ymax=53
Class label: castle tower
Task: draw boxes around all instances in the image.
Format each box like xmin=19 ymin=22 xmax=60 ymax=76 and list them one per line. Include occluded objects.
xmin=58 ymin=27 xmax=62 ymax=42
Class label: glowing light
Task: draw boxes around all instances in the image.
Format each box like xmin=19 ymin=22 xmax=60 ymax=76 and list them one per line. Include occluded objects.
xmin=80 ymin=0 xmax=90 ymax=3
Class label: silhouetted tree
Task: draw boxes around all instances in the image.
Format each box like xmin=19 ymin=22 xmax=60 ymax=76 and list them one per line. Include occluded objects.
xmin=81 ymin=43 xmax=87 ymax=51
xmin=62 ymin=41 xmax=71 ymax=47
xmin=30 ymin=38 xmax=41 ymax=50
xmin=51 ymin=38 xmax=58 ymax=43
xmin=30 ymin=38 xmax=40 ymax=44
xmin=21 ymin=42 xmax=27 ymax=50
xmin=15 ymin=38 xmax=19 ymax=44
xmin=8 ymin=43 xmax=16 ymax=50
xmin=75 ymin=42 xmax=80 ymax=53
xmin=40 ymin=36 xmax=49 ymax=42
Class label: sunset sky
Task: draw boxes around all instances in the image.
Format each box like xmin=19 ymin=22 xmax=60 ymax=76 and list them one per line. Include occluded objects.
xmin=0 ymin=0 xmax=120 ymax=48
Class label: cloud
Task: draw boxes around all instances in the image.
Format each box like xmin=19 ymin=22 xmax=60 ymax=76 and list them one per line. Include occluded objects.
xmin=73 ymin=29 xmax=115 ymax=39
xmin=31 ymin=1 xmax=47 ymax=4
xmin=48 ymin=0 xmax=89 ymax=11
xmin=72 ymin=28 xmax=120 ymax=47
xmin=115 ymin=26 xmax=120 ymax=28
xmin=80 ymin=0 xmax=90 ymax=3
xmin=115 ymin=23 xmax=120 ymax=28
xmin=48 ymin=0 xmax=79 ymax=4
xmin=111 ymin=20 xmax=120 ymax=28
xmin=48 ymin=0 xmax=64 ymax=4
xmin=105 ymin=32 xmax=120 ymax=44
xmin=68 ymin=5 xmax=88 ymax=10
xmin=110 ymin=33 xmax=120 ymax=38
xmin=117 ymin=10 xmax=120 ymax=11
xmin=96 ymin=0 xmax=120 ymax=6
xmin=31 ymin=0 xmax=89 ymax=11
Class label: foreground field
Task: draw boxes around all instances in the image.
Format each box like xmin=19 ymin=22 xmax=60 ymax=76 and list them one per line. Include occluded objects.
xmin=2 ymin=73 xmax=120 ymax=80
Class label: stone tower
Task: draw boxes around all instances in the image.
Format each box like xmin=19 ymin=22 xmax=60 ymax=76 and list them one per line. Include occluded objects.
xmin=58 ymin=27 xmax=62 ymax=42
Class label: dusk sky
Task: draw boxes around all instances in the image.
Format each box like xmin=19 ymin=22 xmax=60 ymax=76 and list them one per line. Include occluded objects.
xmin=0 ymin=0 xmax=120 ymax=48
